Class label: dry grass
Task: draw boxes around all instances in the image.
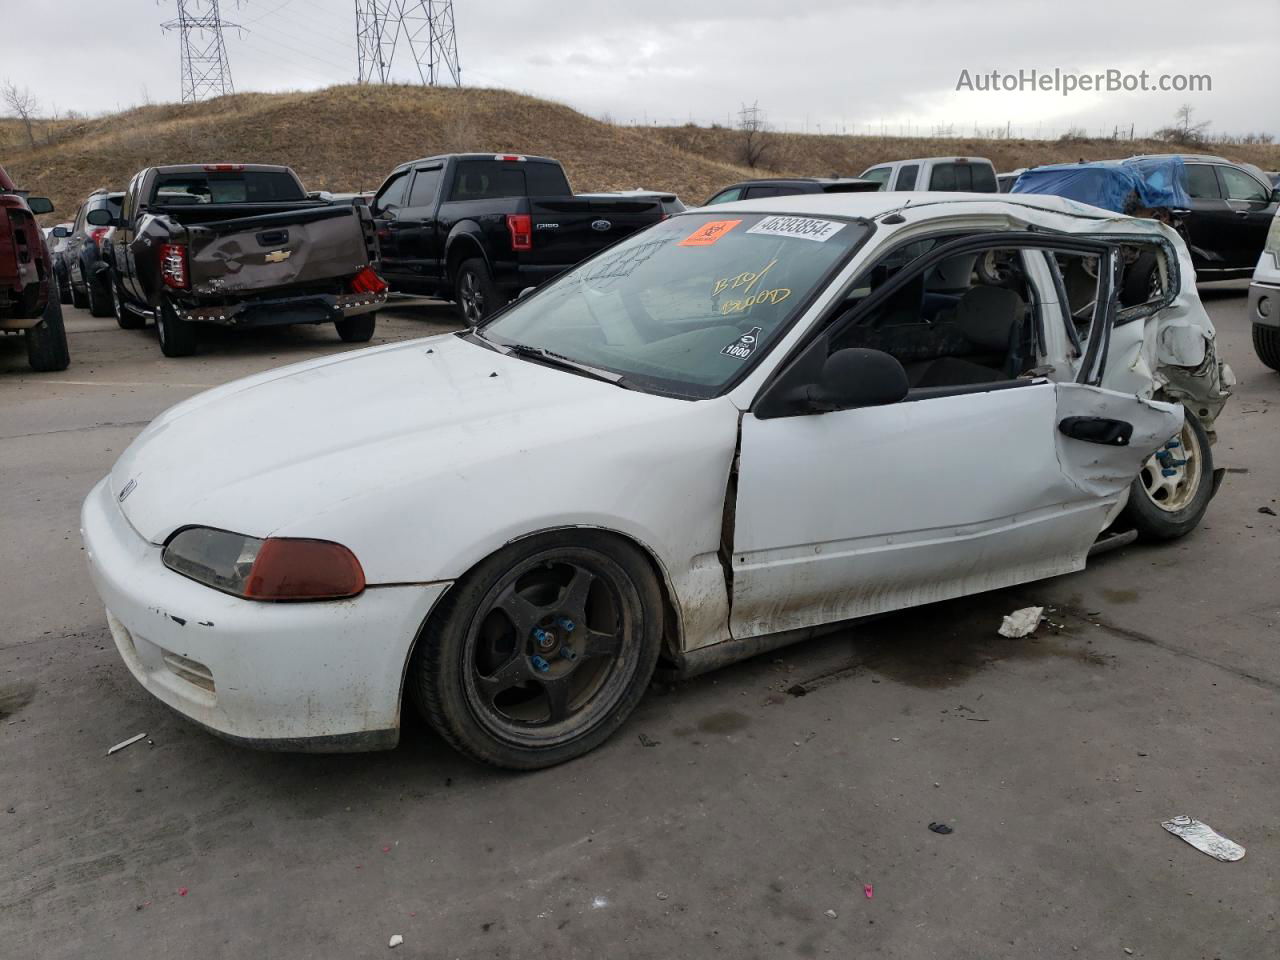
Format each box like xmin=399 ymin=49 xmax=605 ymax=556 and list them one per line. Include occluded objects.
xmin=3 ymin=85 xmax=1277 ymax=220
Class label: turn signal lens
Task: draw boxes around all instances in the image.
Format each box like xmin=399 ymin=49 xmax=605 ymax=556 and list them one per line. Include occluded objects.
xmin=244 ymin=538 xmax=366 ymax=601
xmin=163 ymin=527 xmax=365 ymax=601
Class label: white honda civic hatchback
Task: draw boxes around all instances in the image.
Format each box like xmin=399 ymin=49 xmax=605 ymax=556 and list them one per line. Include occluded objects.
xmin=82 ymin=193 xmax=1231 ymax=768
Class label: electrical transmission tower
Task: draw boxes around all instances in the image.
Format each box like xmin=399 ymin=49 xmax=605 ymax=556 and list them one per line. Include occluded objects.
xmin=162 ymin=1 xmax=239 ymax=103
xmin=355 ymin=1 xmax=461 ymax=87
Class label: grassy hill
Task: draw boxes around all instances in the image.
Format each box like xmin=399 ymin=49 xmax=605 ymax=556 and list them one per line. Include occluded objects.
xmin=3 ymin=84 xmax=1277 ymax=219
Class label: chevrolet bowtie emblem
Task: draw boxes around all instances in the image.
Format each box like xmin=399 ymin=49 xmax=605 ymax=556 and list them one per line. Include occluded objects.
xmin=264 ymin=249 xmax=291 ymax=263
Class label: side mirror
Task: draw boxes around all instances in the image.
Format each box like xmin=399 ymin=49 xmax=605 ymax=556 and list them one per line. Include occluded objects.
xmin=1271 ymin=188 xmax=1280 ymax=204
xmin=805 ymin=348 xmax=909 ymax=411
xmin=52 ymin=225 xmax=71 ymax=238
xmin=27 ymin=196 xmax=53 ymax=215
xmin=85 ymin=208 xmax=116 ymax=227
xmin=755 ymin=344 xmax=910 ymax=419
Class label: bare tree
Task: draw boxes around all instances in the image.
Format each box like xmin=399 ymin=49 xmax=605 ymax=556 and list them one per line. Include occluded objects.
xmin=2 ymin=80 xmax=39 ymax=147
xmin=1154 ymin=103 xmax=1211 ymax=146
xmin=737 ymin=101 xmax=772 ymax=169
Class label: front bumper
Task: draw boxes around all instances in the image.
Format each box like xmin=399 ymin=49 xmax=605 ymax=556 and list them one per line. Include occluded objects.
xmin=1249 ymin=281 xmax=1280 ymax=329
xmin=80 ymin=477 xmax=449 ymax=751
xmin=173 ymin=288 xmax=387 ymax=328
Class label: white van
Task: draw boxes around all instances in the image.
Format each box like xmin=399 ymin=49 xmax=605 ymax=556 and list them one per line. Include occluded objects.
xmin=859 ymin=156 xmax=999 ymax=193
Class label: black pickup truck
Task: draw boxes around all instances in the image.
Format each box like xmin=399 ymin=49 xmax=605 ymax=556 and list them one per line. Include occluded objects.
xmin=97 ymin=164 xmax=386 ymax=356
xmin=370 ymin=154 xmax=665 ymax=322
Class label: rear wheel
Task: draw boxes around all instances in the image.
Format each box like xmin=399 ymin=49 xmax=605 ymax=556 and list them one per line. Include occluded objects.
xmin=335 ymin=312 xmax=376 ymax=342
xmin=156 ymin=300 xmax=198 ymax=357
xmin=25 ymin=294 xmax=71 ymax=372
xmin=452 ymin=257 xmax=502 ymax=326
xmin=85 ymin=272 xmax=113 ymax=317
xmin=1252 ymin=324 xmax=1280 ymax=372
xmin=111 ymin=274 xmax=146 ymax=330
xmin=1120 ymin=410 xmax=1213 ymax=541
xmin=412 ymin=531 xmax=663 ymax=769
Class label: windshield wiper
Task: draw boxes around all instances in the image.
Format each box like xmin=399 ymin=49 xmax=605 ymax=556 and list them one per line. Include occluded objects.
xmin=500 ymin=343 xmax=628 ymax=387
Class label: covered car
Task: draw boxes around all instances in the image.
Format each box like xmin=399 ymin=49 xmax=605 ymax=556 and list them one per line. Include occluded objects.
xmin=82 ymin=192 xmax=1230 ymax=769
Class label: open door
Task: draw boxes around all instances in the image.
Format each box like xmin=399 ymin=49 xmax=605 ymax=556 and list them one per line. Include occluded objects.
xmin=728 ymin=239 xmax=1181 ymax=641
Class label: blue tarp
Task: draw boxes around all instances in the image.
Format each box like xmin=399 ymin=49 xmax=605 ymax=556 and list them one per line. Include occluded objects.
xmin=1011 ymin=157 xmax=1190 ymax=213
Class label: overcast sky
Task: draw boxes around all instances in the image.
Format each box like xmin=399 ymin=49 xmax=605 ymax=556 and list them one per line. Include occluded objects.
xmin=5 ymin=0 xmax=1275 ymax=139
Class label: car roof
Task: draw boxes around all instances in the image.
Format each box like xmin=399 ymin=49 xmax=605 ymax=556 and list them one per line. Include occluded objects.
xmin=693 ymin=190 xmax=1131 ymax=221
xmin=865 ymin=156 xmax=994 ymax=167
xmin=397 ymin=152 xmax=559 ymax=171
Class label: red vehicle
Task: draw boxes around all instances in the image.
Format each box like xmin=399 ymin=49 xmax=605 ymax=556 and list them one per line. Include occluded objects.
xmin=0 ymin=165 xmax=70 ymax=371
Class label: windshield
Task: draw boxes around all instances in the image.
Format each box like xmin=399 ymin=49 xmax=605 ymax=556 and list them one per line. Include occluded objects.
xmin=479 ymin=211 xmax=870 ymax=397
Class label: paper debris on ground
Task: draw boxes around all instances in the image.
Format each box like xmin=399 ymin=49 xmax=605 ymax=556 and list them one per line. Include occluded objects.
xmin=107 ymin=733 xmax=147 ymax=756
xmin=1162 ymin=815 xmax=1245 ymax=861
xmin=388 ymin=934 xmax=404 ymax=948
xmin=998 ymin=606 xmax=1044 ymax=638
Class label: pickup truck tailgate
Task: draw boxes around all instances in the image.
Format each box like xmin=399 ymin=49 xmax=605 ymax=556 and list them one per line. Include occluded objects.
xmin=525 ymin=198 xmax=662 ymax=267
xmin=183 ymin=205 xmax=375 ymax=297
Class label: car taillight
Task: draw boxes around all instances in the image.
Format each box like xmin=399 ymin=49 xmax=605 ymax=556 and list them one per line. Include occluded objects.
xmin=350 ymin=266 xmax=388 ymax=294
xmin=203 ymin=164 xmax=245 ymax=172
xmin=159 ymin=243 xmax=189 ymax=289
xmin=90 ymin=227 xmax=109 ymax=250
xmin=507 ymin=214 xmax=532 ymax=251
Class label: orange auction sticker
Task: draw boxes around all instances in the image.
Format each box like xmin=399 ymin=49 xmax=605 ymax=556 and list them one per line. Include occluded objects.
xmin=679 ymin=219 xmax=742 ymax=247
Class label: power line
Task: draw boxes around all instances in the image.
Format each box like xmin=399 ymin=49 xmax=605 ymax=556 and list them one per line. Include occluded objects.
xmin=161 ymin=0 xmax=239 ymax=103
xmin=355 ymin=1 xmax=461 ymax=86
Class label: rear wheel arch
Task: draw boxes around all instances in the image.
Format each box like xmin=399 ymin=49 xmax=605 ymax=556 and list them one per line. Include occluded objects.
xmin=444 ymin=230 xmax=488 ymax=291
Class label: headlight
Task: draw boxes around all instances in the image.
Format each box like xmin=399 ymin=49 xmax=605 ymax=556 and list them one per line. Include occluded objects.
xmin=1267 ymin=214 xmax=1280 ymax=259
xmin=162 ymin=526 xmax=365 ymax=601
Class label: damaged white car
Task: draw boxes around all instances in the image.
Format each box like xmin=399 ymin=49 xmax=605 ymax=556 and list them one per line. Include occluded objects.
xmin=82 ymin=193 xmax=1230 ymax=769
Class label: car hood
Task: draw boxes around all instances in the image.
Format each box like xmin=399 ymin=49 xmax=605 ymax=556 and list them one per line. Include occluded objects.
xmin=110 ymin=333 xmax=701 ymax=547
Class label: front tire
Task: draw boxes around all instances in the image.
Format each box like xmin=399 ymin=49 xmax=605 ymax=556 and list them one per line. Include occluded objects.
xmin=56 ymin=264 xmax=73 ymax=305
xmin=70 ymin=279 xmax=88 ymax=310
xmin=156 ymin=299 xmax=197 ymax=357
xmin=1120 ymin=409 xmax=1213 ymax=541
xmin=452 ymin=257 xmax=503 ymax=326
xmin=25 ymin=294 xmax=71 ymax=372
xmin=1253 ymin=324 xmax=1280 ymax=372
xmin=335 ymin=312 xmax=376 ymax=342
xmin=411 ymin=531 xmax=663 ymax=770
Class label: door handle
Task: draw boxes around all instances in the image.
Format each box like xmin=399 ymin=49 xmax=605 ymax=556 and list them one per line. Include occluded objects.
xmin=1058 ymin=416 xmax=1133 ymax=446
xmin=257 ymin=229 xmax=289 ymax=247
xmin=1235 ymin=210 xmax=1251 ymax=217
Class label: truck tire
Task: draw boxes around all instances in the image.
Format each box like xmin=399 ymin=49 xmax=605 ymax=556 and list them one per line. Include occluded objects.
xmin=25 ymin=294 xmax=71 ymax=372
xmin=1119 ymin=409 xmax=1213 ymax=541
xmin=85 ymin=272 xmax=113 ymax=318
xmin=70 ymin=278 xmax=88 ymax=310
xmin=453 ymin=257 xmax=502 ymax=326
xmin=111 ymin=273 xmax=147 ymax=330
xmin=1252 ymin=324 xmax=1280 ymax=372
xmin=156 ymin=300 xmax=198 ymax=357
xmin=335 ymin=312 xmax=376 ymax=342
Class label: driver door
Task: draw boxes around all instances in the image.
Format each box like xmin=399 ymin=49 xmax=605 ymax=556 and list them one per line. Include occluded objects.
xmin=728 ymin=238 xmax=1181 ymax=640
